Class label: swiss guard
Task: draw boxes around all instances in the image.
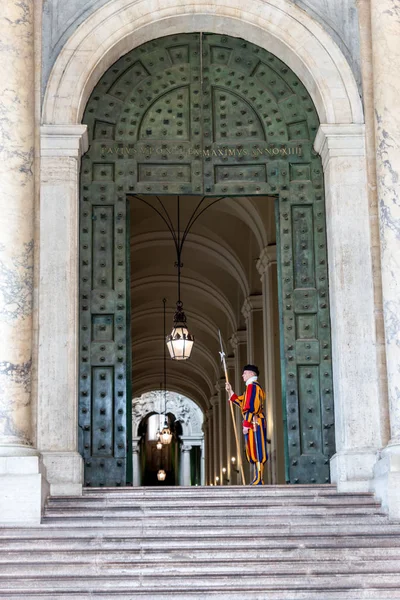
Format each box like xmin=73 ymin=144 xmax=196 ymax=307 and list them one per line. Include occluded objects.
xmin=225 ymin=364 xmax=268 ymax=485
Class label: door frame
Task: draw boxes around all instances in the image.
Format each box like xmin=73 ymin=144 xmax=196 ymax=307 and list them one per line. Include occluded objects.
xmin=38 ymin=1 xmax=383 ymax=496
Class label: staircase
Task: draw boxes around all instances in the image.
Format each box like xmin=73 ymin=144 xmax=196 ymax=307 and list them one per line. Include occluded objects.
xmin=1 ymin=486 xmax=400 ymax=599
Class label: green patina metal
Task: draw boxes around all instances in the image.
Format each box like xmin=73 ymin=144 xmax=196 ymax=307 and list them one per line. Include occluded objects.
xmin=79 ymin=33 xmax=334 ymax=486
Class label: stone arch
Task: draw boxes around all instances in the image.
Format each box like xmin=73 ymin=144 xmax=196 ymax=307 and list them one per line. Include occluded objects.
xmin=77 ymin=31 xmax=338 ymax=486
xmin=132 ymin=390 xmax=204 ymax=437
xmin=132 ymin=377 xmax=209 ymax=409
xmin=42 ymin=0 xmax=363 ymax=126
xmin=38 ymin=2 xmax=383 ymax=496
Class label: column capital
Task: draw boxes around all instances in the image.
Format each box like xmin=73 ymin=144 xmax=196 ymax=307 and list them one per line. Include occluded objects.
xmin=210 ymin=395 xmax=220 ymax=408
xmin=241 ymin=295 xmax=263 ymax=320
xmin=41 ymin=124 xmax=89 ymax=158
xmin=181 ymin=443 xmax=192 ymax=452
xmin=256 ymin=245 xmax=277 ymax=275
xmin=229 ymin=330 xmax=247 ymax=352
xmin=314 ymin=124 xmax=366 ymax=170
xmin=215 ymin=378 xmax=226 ymax=394
xmin=181 ymin=435 xmax=203 ymax=445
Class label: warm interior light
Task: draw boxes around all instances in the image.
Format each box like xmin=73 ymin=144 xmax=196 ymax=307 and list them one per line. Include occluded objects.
xmin=160 ymin=423 xmax=172 ymax=445
xmin=231 ymin=457 xmax=236 ymax=464
xmin=222 ymin=467 xmax=226 ymax=474
xmin=157 ymin=469 xmax=166 ymax=481
xmin=215 ymin=476 xmax=220 ymax=483
xmin=156 ymin=441 xmax=162 ymax=450
xmin=166 ymin=301 xmax=194 ymax=360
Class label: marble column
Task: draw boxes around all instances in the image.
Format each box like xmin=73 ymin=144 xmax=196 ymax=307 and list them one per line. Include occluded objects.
xmin=180 ymin=443 xmax=192 ymax=486
xmin=226 ymin=357 xmax=236 ymax=484
xmin=206 ymin=408 xmax=213 ymax=485
xmin=210 ymin=395 xmax=220 ymax=484
xmin=38 ymin=125 xmax=88 ymax=496
xmin=200 ymin=438 xmax=205 ymax=486
xmin=132 ymin=437 xmax=141 ymax=487
xmin=202 ymin=421 xmax=207 ymax=485
xmin=215 ymin=379 xmax=227 ymax=483
xmin=314 ymin=124 xmax=383 ymax=491
xmin=0 ymin=0 xmax=45 ymax=524
xmin=242 ymin=295 xmax=266 ymax=484
xmin=370 ymin=0 xmax=400 ymax=518
xmin=241 ymin=296 xmax=264 ymax=380
xmin=257 ymin=246 xmax=282 ymax=485
xmin=203 ymin=419 xmax=208 ymax=484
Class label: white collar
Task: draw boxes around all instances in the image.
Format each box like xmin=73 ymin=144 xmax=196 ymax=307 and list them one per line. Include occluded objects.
xmin=245 ymin=376 xmax=258 ymax=386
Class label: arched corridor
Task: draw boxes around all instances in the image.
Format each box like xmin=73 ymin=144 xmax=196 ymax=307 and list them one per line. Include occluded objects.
xmin=131 ymin=391 xmax=204 ymax=486
xmin=128 ymin=194 xmax=283 ymax=486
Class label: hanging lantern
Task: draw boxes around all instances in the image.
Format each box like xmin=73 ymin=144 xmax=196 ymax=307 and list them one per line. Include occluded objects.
xmin=156 ymin=441 xmax=162 ymax=450
xmin=157 ymin=469 xmax=166 ymax=481
xmin=166 ymin=301 xmax=194 ymax=360
xmin=160 ymin=422 xmax=173 ymax=445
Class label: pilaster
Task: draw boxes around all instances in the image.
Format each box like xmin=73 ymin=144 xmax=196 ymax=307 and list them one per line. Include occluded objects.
xmin=37 ymin=125 xmax=88 ymax=496
xmin=132 ymin=437 xmax=141 ymax=487
xmin=210 ymin=395 xmax=220 ymax=484
xmin=314 ymin=124 xmax=382 ymax=492
xmin=179 ymin=442 xmax=192 ymax=486
xmin=256 ymin=245 xmax=282 ymax=484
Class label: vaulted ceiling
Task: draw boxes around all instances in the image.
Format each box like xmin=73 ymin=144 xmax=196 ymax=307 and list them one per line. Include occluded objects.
xmin=130 ymin=195 xmax=276 ymax=412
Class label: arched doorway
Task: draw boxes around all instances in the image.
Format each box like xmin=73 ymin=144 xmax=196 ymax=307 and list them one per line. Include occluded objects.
xmin=39 ymin=0 xmax=382 ymax=500
xmin=131 ymin=391 xmax=205 ymax=486
xmin=78 ymin=33 xmax=334 ymax=487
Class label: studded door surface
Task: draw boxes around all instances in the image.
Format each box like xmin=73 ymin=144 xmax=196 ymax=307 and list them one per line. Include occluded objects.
xmin=277 ymin=179 xmax=334 ymax=484
xmin=79 ymin=33 xmax=335 ymax=486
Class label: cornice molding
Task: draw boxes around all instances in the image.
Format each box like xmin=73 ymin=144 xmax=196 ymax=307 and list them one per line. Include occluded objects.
xmin=257 ymin=245 xmax=277 ymax=275
xmin=40 ymin=124 xmax=88 ymax=158
xmin=241 ymin=295 xmax=263 ymax=320
xmin=314 ymin=124 xmax=366 ymax=171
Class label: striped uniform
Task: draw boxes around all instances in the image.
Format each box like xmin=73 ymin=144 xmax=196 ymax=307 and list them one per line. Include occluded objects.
xmin=230 ymin=381 xmax=268 ymax=479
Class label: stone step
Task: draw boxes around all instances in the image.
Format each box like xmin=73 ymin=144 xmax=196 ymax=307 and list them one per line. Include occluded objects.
xmin=43 ymin=506 xmax=384 ymax=519
xmin=38 ymin=515 xmax=400 ymax=537
xmin=3 ymin=487 xmax=400 ymax=600
xmin=2 ymin=591 xmax=400 ymax=600
xmin=1 ymin=532 xmax=400 ymax=552
xmin=2 ymin=546 xmax=400 ymax=563
xmin=78 ymin=487 xmax=373 ymax=500
xmin=45 ymin=500 xmax=382 ymax=511
xmin=80 ymin=486 xmax=374 ymax=498
xmin=48 ymin=492 xmax=378 ymax=505
xmin=40 ymin=517 xmax=390 ymax=530
xmin=0 ymin=572 xmax=399 ymax=592
xmin=40 ymin=515 xmax=389 ymax=528
xmin=1 ymin=558 xmax=400 ymax=577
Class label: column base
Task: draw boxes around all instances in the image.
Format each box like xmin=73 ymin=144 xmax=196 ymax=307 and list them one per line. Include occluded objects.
xmin=372 ymin=443 xmax=400 ymax=519
xmin=0 ymin=448 xmax=49 ymax=525
xmin=40 ymin=451 xmax=83 ymax=496
xmin=330 ymin=449 xmax=378 ymax=492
